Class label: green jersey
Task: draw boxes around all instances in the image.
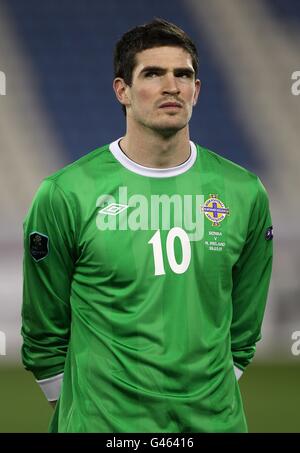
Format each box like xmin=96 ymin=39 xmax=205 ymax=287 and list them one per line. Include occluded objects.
xmin=21 ymin=140 xmax=273 ymax=432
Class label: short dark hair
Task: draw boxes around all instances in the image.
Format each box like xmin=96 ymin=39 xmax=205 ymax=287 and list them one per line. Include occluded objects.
xmin=114 ymin=18 xmax=199 ymax=114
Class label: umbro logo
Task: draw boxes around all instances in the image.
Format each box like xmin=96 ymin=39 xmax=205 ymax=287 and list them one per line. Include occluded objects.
xmin=98 ymin=203 xmax=129 ymax=216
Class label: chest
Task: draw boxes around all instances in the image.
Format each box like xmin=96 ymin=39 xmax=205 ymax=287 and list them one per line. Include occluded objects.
xmin=76 ymin=182 xmax=247 ymax=284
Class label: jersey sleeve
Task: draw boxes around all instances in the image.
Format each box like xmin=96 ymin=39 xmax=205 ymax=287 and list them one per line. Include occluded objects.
xmin=230 ymin=177 xmax=273 ymax=372
xmin=21 ymin=179 xmax=77 ymax=386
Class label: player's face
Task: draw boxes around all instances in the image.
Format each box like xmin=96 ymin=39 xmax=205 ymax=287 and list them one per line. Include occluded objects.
xmin=121 ymin=46 xmax=200 ymax=135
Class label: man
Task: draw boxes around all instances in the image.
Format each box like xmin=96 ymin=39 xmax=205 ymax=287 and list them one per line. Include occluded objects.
xmin=21 ymin=19 xmax=273 ymax=432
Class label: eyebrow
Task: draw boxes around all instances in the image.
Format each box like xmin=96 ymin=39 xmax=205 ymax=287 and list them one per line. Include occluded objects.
xmin=139 ymin=66 xmax=195 ymax=76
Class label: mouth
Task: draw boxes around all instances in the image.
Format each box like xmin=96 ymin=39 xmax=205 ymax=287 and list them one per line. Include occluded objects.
xmin=159 ymin=102 xmax=183 ymax=109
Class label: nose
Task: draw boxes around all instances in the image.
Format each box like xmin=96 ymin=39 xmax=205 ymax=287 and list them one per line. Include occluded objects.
xmin=162 ymin=73 xmax=180 ymax=95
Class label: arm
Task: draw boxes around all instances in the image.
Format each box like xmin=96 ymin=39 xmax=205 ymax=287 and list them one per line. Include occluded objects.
xmin=21 ymin=179 xmax=77 ymax=402
xmin=231 ymin=178 xmax=273 ymax=376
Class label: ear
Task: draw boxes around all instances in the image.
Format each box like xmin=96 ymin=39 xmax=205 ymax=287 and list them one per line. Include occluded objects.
xmin=193 ymin=79 xmax=201 ymax=106
xmin=113 ymin=78 xmax=131 ymax=108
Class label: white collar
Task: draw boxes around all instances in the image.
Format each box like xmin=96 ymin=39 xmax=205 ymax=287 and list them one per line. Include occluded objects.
xmin=109 ymin=138 xmax=197 ymax=178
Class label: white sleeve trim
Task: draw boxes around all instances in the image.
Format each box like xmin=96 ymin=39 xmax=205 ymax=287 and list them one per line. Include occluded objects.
xmin=36 ymin=372 xmax=64 ymax=401
xmin=234 ymin=366 xmax=243 ymax=381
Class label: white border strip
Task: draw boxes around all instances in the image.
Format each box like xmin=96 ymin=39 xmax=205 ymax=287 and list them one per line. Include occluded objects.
xmin=36 ymin=372 xmax=64 ymax=401
xmin=234 ymin=366 xmax=243 ymax=381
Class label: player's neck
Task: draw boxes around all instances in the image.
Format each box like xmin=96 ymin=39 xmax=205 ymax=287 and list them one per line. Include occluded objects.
xmin=119 ymin=127 xmax=191 ymax=169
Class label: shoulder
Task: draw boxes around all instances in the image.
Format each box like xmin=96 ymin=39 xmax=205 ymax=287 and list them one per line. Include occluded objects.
xmin=197 ymin=144 xmax=256 ymax=180
xmin=35 ymin=144 xmax=110 ymax=196
xmin=196 ymin=144 xmax=269 ymax=200
xmin=29 ymin=144 xmax=110 ymax=211
xmin=45 ymin=143 xmax=110 ymax=188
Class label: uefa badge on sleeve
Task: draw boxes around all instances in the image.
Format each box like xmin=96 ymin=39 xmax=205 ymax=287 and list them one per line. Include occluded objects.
xmin=29 ymin=232 xmax=49 ymax=262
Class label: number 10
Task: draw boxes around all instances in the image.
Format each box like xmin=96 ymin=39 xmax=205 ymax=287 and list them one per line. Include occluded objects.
xmin=148 ymin=227 xmax=191 ymax=276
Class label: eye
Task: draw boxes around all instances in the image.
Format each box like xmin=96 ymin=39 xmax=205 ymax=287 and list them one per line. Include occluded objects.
xmin=144 ymin=71 xmax=160 ymax=78
xmin=176 ymin=71 xmax=193 ymax=79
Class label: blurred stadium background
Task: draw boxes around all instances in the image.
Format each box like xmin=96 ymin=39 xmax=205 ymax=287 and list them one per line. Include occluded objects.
xmin=0 ymin=0 xmax=299 ymax=432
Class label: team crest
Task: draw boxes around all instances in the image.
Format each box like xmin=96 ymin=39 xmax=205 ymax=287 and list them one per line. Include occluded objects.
xmin=201 ymin=194 xmax=230 ymax=227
